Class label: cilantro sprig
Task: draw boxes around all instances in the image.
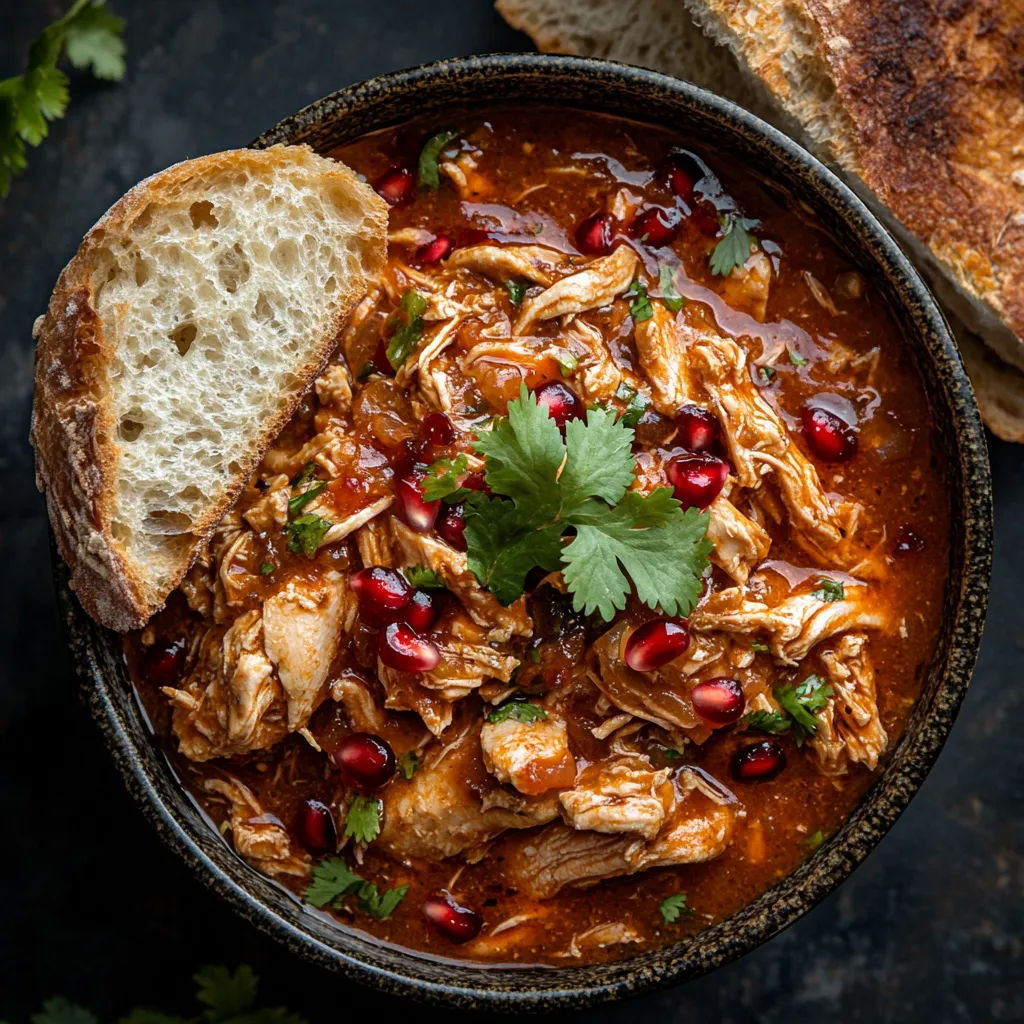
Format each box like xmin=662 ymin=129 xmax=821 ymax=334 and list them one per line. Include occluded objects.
xmin=464 ymin=386 xmax=712 ymax=620
xmin=487 ymin=700 xmax=548 ymax=724
xmin=812 ymin=578 xmax=845 ymax=602
xmin=657 ymin=263 xmax=684 ymax=312
xmin=304 ymin=856 xmax=407 ymax=921
xmin=710 ymin=215 xmax=759 ymax=276
xmin=421 ymin=453 xmax=468 ymax=502
xmin=343 ymin=794 xmax=381 ymax=844
xmin=775 ymin=675 xmax=833 ymax=745
xmin=659 ymin=893 xmax=692 ymax=924
xmin=1 ymin=1 xmax=126 ymax=197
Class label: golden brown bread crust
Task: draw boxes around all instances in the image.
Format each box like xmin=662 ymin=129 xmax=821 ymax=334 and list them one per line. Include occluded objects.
xmin=30 ymin=146 xmax=388 ymax=632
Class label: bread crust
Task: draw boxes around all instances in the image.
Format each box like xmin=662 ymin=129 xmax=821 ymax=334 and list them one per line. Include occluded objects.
xmin=30 ymin=145 xmax=387 ymax=631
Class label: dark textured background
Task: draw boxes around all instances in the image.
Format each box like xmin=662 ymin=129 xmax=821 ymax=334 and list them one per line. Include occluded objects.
xmin=1 ymin=2 xmax=1021 ymax=1020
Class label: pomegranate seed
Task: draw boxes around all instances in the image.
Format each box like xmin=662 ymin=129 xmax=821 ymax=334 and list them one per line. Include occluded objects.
xmin=632 ymin=207 xmax=681 ymax=247
xmin=145 ymin=638 xmax=186 ymax=686
xmin=461 ymin=471 xmax=490 ymax=494
xmin=403 ymin=589 xmax=440 ymax=632
xmin=436 ymin=503 xmax=467 ymax=551
xmin=676 ymin=405 xmax=720 ymax=453
xmin=351 ymin=567 xmax=412 ymax=620
xmin=576 ymin=212 xmax=614 ymax=255
xmin=395 ymin=467 xmax=441 ymax=532
xmin=731 ymin=740 xmax=786 ymax=782
xmin=624 ymin=618 xmax=690 ymax=672
xmin=295 ymin=799 xmax=337 ymax=854
xmin=333 ymin=732 xmax=396 ymax=791
xmin=802 ymin=405 xmax=857 ymax=462
xmin=372 ymin=338 xmax=395 ymax=377
xmin=668 ymin=151 xmax=704 ymax=203
xmin=418 ymin=235 xmax=454 ymax=264
xmin=422 ymin=890 xmax=483 ymax=943
xmin=373 ymin=167 xmax=414 ymax=206
xmin=532 ymin=380 xmax=584 ymax=431
xmin=894 ymin=523 xmax=925 ymax=555
xmin=379 ymin=620 xmax=440 ymax=673
xmin=691 ymin=677 xmax=745 ymax=726
xmin=667 ymin=452 xmax=729 ymax=508
xmin=420 ymin=411 xmax=455 ymax=449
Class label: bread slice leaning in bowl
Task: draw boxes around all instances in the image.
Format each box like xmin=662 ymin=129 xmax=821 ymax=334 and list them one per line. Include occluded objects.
xmin=30 ymin=145 xmax=388 ymax=632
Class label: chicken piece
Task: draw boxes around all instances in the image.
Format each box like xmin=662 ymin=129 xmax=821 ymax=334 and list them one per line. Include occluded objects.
xmin=216 ymin=528 xmax=259 ymax=609
xmin=502 ymin=775 xmax=737 ymax=898
xmin=561 ymin=922 xmax=643 ymax=959
xmin=376 ymin=664 xmax=459 ymax=736
xmin=356 ymin=515 xmax=396 ymax=567
xmin=423 ymin=634 xmax=520 ymax=692
xmin=718 ymin=250 xmax=772 ymax=322
xmin=390 ymin=518 xmax=532 ymax=641
xmin=330 ymin=671 xmax=389 ymax=734
xmin=633 ymin=304 xmax=701 ymax=414
xmin=812 ymin=633 xmax=888 ymax=774
xmin=514 ymin=246 xmax=639 ymax=335
xmin=314 ymin=363 xmax=353 ymax=412
xmin=706 ymin=493 xmax=771 ymax=585
xmin=378 ymin=719 xmax=560 ymax=861
xmin=448 ymin=244 xmax=564 ymax=285
xmin=262 ymin=570 xmax=353 ymax=730
xmin=242 ymin=474 xmax=290 ymax=534
xmin=559 ymin=756 xmax=674 ymax=841
xmin=396 ymin=316 xmax=461 ymax=389
xmin=480 ymin=711 xmax=576 ymax=795
xmin=692 ymin=331 xmax=856 ymax=552
xmin=563 ymin=318 xmax=623 ymax=402
xmin=318 ymin=496 xmax=393 ymax=548
xmin=203 ymin=777 xmax=311 ymax=879
xmin=690 ymin=583 xmax=887 ymax=665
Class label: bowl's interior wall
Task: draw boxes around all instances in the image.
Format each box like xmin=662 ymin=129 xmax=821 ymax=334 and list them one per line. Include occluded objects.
xmin=61 ymin=56 xmax=990 ymax=1008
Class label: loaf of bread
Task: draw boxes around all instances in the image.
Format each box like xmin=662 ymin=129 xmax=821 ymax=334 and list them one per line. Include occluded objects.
xmin=31 ymin=145 xmax=388 ymax=630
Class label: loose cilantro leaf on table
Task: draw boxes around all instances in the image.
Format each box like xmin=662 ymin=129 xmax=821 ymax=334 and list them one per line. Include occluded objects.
xmin=417 ymin=129 xmax=457 ymax=190
xmin=487 ymin=700 xmax=549 ymax=724
xmin=195 ymin=965 xmax=259 ymax=1019
xmin=656 ymin=263 xmax=684 ymax=311
xmin=404 ymin=565 xmax=444 ymax=590
xmin=742 ymin=709 xmax=791 ymax=735
xmin=710 ymin=215 xmax=760 ymax=276
xmin=385 ymin=290 xmax=428 ymax=370
xmin=421 ymin=453 xmax=468 ymax=501
xmin=284 ymin=514 xmax=331 ymax=556
xmin=659 ymin=893 xmax=692 ymax=924
xmin=1 ymin=0 xmax=126 ymax=197
xmin=30 ymin=998 xmax=98 ymax=1024
xmin=774 ymin=675 xmax=833 ymax=745
xmin=812 ymin=578 xmax=845 ymax=602
xmin=624 ymin=278 xmax=653 ymax=322
xmin=464 ymin=387 xmax=712 ymax=619
xmin=343 ymin=795 xmax=382 ymax=844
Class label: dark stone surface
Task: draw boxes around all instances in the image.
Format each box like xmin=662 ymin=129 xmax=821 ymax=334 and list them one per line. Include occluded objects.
xmin=0 ymin=2 xmax=1019 ymax=1020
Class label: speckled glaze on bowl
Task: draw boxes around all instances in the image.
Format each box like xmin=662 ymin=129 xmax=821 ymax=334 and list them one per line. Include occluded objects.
xmin=55 ymin=54 xmax=992 ymax=1009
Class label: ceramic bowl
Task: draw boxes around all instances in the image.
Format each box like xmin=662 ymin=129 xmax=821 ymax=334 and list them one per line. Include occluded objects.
xmin=55 ymin=54 xmax=992 ymax=1009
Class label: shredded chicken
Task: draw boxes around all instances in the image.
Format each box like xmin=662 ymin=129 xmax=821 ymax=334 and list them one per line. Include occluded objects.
xmin=480 ymin=710 xmax=576 ymax=795
xmin=718 ymin=250 xmax=772 ymax=322
xmin=448 ymin=243 xmax=563 ymax=285
xmin=633 ymin=303 xmax=700 ymax=414
xmin=706 ymin=493 xmax=772 ymax=585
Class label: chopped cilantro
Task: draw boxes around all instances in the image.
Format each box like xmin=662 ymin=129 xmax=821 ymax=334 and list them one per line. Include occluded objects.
xmin=358 ymin=882 xmax=410 ymax=921
xmin=757 ymin=364 xmax=776 ymax=385
xmin=259 ymin=561 xmax=274 ymax=576
xmin=528 ymin=222 xmax=544 ymax=236
xmin=660 ymin=747 xmax=683 ymax=761
xmin=657 ymin=263 xmax=684 ymax=311
xmin=812 ymin=578 xmax=845 ymax=602
xmin=284 ymin=514 xmax=331 ymax=556
xmin=659 ymin=893 xmax=692 ymax=924
xmin=304 ymin=856 xmax=407 ymax=921
xmin=506 ymin=279 xmax=526 ymax=304
xmin=356 ymin=361 xmax=376 ymax=382
xmin=806 ymin=829 xmax=826 ymax=850
xmin=615 ymin=381 xmax=651 ymax=428
xmin=742 ymin=709 xmax=791 ymax=735
xmin=404 ymin=565 xmax=444 ymax=590
xmin=788 ymin=348 xmax=809 ymax=366
xmin=555 ymin=349 xmax=578 ymax=377
xmin=397 ymin=751 xmax=420 ymax=780
xmin=528 ymin=646 xmax=542 ymax=664
xmin=625 ymin=278 xmax=653 ymax=322
xmin=750 ymin=640 xmax=770 ymax=653
xmin=290 ymin=462 xmax=317 ymax=488
xmin=487 ymin=700 xmax=548 ymax=724
xmin=710 ymin=215 xmax=760 ymax=276
xmin=774 ymin=675 xmax=833 ymax=745
xmin=421 ymin=453 xmax=468 ymax=502
xmin=288 ymin=480 xmax=327 ymax=517
xmin=464 ymin=387 xmax=712 ymax=619
xmin=417 ymin=129 xmax=456 ymax=190
xmin=385 ymin=289 xmax=429 ymax=370
xmin=343 ymin=795 xmax=382 ymax=844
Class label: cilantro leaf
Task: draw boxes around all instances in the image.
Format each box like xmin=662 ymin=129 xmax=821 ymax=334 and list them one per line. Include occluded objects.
xmin=487 ymin=700 xmax=548 ymax=724
xmin=194 ymin=965 xmax=258 ymax=1019
xmin=287 ymin=480 xmax=326 ymax=517
xmin=404 ymin=565 xmax=444 ymax=590
xmin=506 ymin=279 xmax=526 ymax=304
xmin=343 ymin=795 xmax=382 ymax=844
xmin=788 ymin=347 xmax=809 ymax=366
xmin=357 ymin=881 xmax=409 ymax=920
xmin=774 ymin=675 xmax=833 ymax=744
xmin=284 ymin=514 xmax=331 ymax=556
xmin=657 ymin=264 xmax=684 ymax=311
xmin=118 ymin=1010 xmax=191 ymax=1024
xmin=554 ymin=348 xmax=578 ymax=377
xmin=561 ymin=403 xmax=636 ymax=509
xmin=750 ymin=640 xmax=770 ymax=653
xmin=31 ymin=999 xmax=98 ymax=1024
xmin=562 ymin=493 xmax=711 ymax=620
xmin=613 ymin=382 xmax=651 ymax=429
xmin=290 ymin=462 xmax=317 ymax=488
xmin=385 ymin=290 xmax=428 ymax=370
xmin=397 ymin=751 xmax=420 ymax=779
xmin=304 ymin=857 xmax=365 ymax=908
xmin=417 ymin=129 xmax=457 ymax=190
xmin=625 ymin=278 xmax=653 ymax=322
xmin=757 ymin=364 xmax=776 ymax=385
xmin=742 ymin=709 xmax=791 ymax=735
xmin=259 ymin=561 xmax=274 ymax=575
xmin=812 ymin=578 xmax=845 ymax=602
xmin=659 ymin=893 xmax=691 ymax=924
xmin=421 ymin=453 xmax=468 ymax=502
xmin=63 ymin=2 xmax=126 ymax=80
xmin=806 ymin=829 xmax=826 ymax=850
xmin=710 ymin=216 xmax=759 ymax=276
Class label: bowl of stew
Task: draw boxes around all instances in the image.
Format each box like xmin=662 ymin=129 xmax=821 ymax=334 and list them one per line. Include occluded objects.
xmin=59 ymin=54 xmax=992 ymax=1007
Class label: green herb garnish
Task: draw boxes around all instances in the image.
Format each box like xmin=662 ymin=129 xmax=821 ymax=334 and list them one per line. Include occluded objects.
xmin=657 ymin=263 xmax=684 ymax=311
xmin=555 ymin=350 xmax=578 ymax=377
xmin=659 ymin=893 xmax=692 ymax=924
xmin=788 ymin=348 xmax=809 ymax=366
xmin=356 ymin=361 xmax=376 ymax=382
xmin=710 ymin=215 xmax=760 ymax=276
xmin=812 ymin=578 xmax=845 ymax=602
xmin=750 ymin=640 xmax=770 ymax=653
xmin=417 ymin=129 xmax=457 ymax=190
xmin=1 ymin=0 xmax=127 ymax=198
xmin=284 ymin=514 xmax=331 ymax=557
xmin=288 ymin=480 xmax=327 ymax=517
xmin=506 ymin=279 xmax=526 ymax=304
xmin=290 ymin=462 xmax=317 ymax=488
xmin=774 ymin=675 xmax=833 ymax=745
xmin=463 ymin=386 xmax=711 ymax=620
xmin=625 ymin=278 xmax=653 ymax=322
xmin=742 ymin=709 xmax=791 ymax=735
xmin=404 ymin=565 xmax=445 ymax=590
xmin=259 ymin=561 xmax=274 ymax=576
xmin=343 ymin=795 xmax=382 ymax=845
xmin=806 ymin=829 xmax=826 ymax=850
xmin=397 ymin=751 xmax=420 ymax=780
xmin=757 ymin=365 xmax=776 ymax=385
xmin=614 ymin=381 xmax=651 ymax=428
xmin=305 ymin=856 xmax=407 ymax=921
xmin=421 ymin=453 xmax=468 ymax=502
xmin=487 ymin=700 xmax=548 ymax=724
xmin=385 ymin=289 xmax=429 ymax=370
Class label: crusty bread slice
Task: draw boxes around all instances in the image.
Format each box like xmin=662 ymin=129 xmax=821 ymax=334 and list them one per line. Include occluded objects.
xmin=31 ymin=145 xmax=388 ymax=631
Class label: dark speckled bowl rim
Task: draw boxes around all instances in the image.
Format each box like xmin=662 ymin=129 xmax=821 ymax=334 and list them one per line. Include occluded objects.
xmin=55 ymin=54 xmax=992 ymax=1010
